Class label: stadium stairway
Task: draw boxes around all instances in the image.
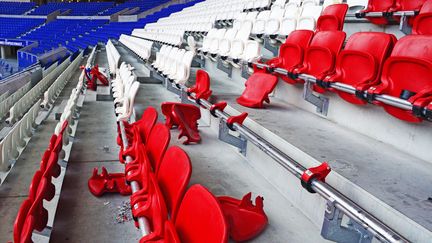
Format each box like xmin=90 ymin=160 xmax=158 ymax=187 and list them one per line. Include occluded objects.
xmin=48 ymin=45 xmax=327 ymax=243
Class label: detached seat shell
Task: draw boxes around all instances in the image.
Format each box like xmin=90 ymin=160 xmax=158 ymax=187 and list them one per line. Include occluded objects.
xmin=237 ymin=73 xmax=278 ymax=108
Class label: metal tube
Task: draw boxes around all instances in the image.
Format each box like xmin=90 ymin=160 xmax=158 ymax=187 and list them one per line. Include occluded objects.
xmin=191 ymin=93 xmax=408 ymax=243
xmin=118 ymin=121 xmax=152 ymax=236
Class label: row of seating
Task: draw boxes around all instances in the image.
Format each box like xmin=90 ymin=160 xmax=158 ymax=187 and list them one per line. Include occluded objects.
xmin=40 ymin=52 xmax=84 ymax=109
xmin=0 ymin=82 xmax=31 ymax=122
xmin=250 ymin=2 xmax=348 ymax=40
xmin=0 ymin=17 xmax=45 ymax=39
xmin=29 ymin=2 xmax=115 ymax=16
xmin=152 ymin=45 xmax=195 ymax=85
xmin=132 ymin=29 xmax=183 ymax=47
xmin=134 ymin=0 xmax=249 ymax=44
xmin=251 ymin=30 xmax=432 ymax=123
xmin=112 ymin=62 xmax=140 ymax=122
xmin=106 ymin=39 xmax=120 ymax=76
xmin=115 ymin=106 xmax=228 ymax=243
xmin=119 ymin=35 xmax=153 ymax=61
xmin=0 ymin=1 xmax=35 ymax=15
xmin=0 ymin=99 xmax=40 ymax=173
xmin=360 ymin=0 xmax=428 ymax=25
xmin=13 ymin=57 xmax=89 ymax=242
xmin=5 ymin=57 xmax=71 ymax=125
xmin=198 ymin=22 xmax=261 ymax=68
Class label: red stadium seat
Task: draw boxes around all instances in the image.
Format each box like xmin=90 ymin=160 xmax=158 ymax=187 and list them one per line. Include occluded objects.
xmin=146 ymin=124 xmax=170 ymax=172
xmin=140 ymin=221 xmax=181 ymax=243
xmin=316 ymin=4 xmax=349 ymax=31
xmin=263 ymin=30 xmax=314 ymax=84
xmin=131 ymin=173 xmax=168 ymax=237
xmin=125 ymin=106 xmax=158 ymax=144
xmin=323 ymin=32 xmax=396 ymax=105
xmin=412 ymin=0 xmax=432 ymax=35
xmin=218 ymin=192 xmax=268 ymax=242
xmin=187 ymin=70 xmax=212 ymax=100
xmin=14 ymin=199 xmax=33 ymax=243
xmin=174 ymin=185 xmax=228 ymax=243
xmin=361 ymin=0 xmax=395 ymax=25
xmin=293 ymin=31 xmax=346 ymax=93
xmin=237 ymin=73 xmax=278 ymax=108
xmin=368 ymin=35 xmax=432 ymax=122
xmin=393 ymin=0 xmax=427 ymax=11
xmin=156 ymin=146 xmax=192 ymax=220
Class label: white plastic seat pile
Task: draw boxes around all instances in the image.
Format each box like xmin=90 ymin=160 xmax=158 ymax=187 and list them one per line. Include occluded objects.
xmin=152 ymin=45 xmax=195 ymax=85
xmin=119 ymin=34 xmax=153 ymax=61
xmin=106 ymin=39 xmax=120 ymax=76
xmin=0 ymin=82 xmax=31 ymax=122
xmin=40 ymin=52 xmax=84 ymax=109
xmin=111 ymin=62 xmax=140 ymax=121
xmin=5 ymin=58 xmax=71 ymax=125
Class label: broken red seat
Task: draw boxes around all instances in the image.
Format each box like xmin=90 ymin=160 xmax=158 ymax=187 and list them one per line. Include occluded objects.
xmin=90 ymin=64 xmax=109 ymax=86
xmin=237 ymin=73 xmax=278 ymax=108
xmin=88 ymin=167 xmax=132 ymax=197
xmin=292 ymin=30 xmax=346 ymax=93
xmin=316 ymin=4 xmax=349 ymax=31
xmin=323 ymin=32 xmax=396 ymax=105
xmin=260 ymin=30 xmax=314 ymax=84
xmin=413 ymin=0 xmax=432 ymax=35
xmin=187 ymin=70 xmax=212 ymax=100
xmin=218 ymin=193 xmax=268 ymax=242
xmin=172 ymin=104 xmax=201 ymax=145
xmin=161 ymin=103 xmax=201 ymax=145
xmin=367 ymin=35 xmax=432 ymax=122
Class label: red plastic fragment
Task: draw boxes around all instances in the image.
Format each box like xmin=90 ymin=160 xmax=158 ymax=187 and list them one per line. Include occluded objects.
xmin=301 ymin=162 xmax=331 ymax=193
xmin=90 ymin=64 xmax=109 ymax=86
xmin=187 ymin=70 xmax=212 ymax=100
xmin=226 ymin=112 xmax=248 ymax=129
xmin=218 ymin=192 xmax=268 ymax=242
xmin=88 ymin=167 xmax=132 ymax=197
xmin=161 ymin=103 xmax=201 ymax=145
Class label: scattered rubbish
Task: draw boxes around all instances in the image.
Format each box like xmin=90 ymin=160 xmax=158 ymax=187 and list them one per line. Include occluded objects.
xmin=116 ymin=201 xmax=132 ymax=224
xmin=103 ymin=146 xmax=110 ymax=152
xmin=104 ymin=201 xmax=110 ymax=206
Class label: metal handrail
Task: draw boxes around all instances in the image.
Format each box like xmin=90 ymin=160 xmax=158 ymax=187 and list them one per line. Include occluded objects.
xmin=183 ymin=90 xmax=409 ymax=243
